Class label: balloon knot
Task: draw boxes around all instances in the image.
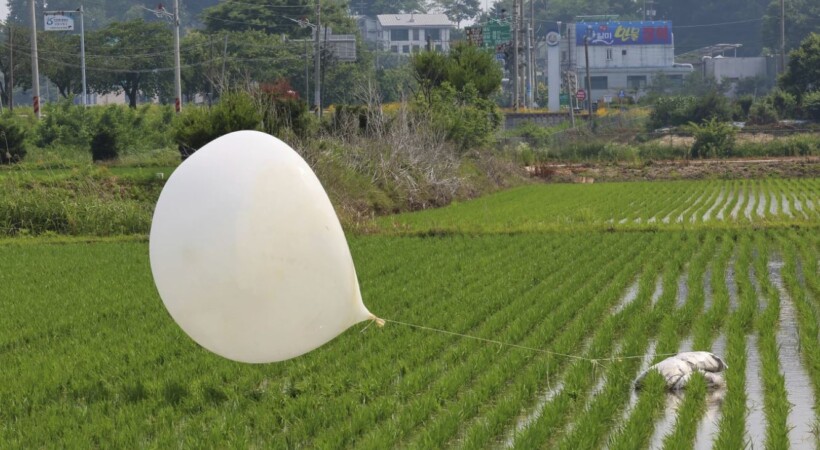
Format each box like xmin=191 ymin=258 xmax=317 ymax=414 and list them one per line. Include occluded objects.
xmin=371 ymin=315 xmax=386 ymax=328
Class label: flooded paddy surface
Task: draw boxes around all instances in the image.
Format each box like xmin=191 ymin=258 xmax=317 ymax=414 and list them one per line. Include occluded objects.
xmin=745 ymin=334 xmax=767 ymax=449
xmin=768 ymin=258 xmax=817 ymax=448
xmin=693 ymin=334 xmax=728 ymax=450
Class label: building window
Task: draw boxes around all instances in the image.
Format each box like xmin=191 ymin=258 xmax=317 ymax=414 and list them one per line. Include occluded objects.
xmin=627 ymin=75 xmax=647 ymax=90
xmin=391 ymin=29 xmax=409 ymax=41
xmin=426 ymin=28 xmax=441 ymax=40
xmin=390 ymin=45 xmax=398 ymax=53
xmin=412 ymin=29 xmax=419 ymax=40
xmin=435 ymin=44 xmax=443 ymax=52
xmin=587 ymin=76 xmax=608 ymax=90
xmin=622 ymin=49 xmax=627 ymax=56
xmin=668 ymin=75 xmax=684 ymax=87
xmin=562 ymin=51 xmax=567 ymax=62
xmin=606 ymin=48 xmax=613 ymax=60
xmin=412 ymin=44 xmax=420 ymax=53
xmin=402 ymin=45 xmax=410 ymax=53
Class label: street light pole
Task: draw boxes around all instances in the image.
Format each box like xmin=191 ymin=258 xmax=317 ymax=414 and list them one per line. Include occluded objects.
xmin=584 ymin=29 xmax=592 ymax=118
xmin=314 ymin=3 xmax=322 ymax=117
xmin=29 ymin=0 xmax=41 ymax=118
xmin=79 ymin=6 xmax=87 ymax=106
xmin=173 ymin=0 xmax=182 ymax=112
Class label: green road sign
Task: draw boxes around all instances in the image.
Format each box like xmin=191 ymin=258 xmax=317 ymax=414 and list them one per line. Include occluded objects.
xmin=482 ymin=20 xmax=511 ymax=48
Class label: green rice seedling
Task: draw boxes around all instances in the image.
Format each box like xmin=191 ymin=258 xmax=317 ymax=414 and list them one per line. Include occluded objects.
xmin=751 ymin=235 xmax=791 ymax=449
xmin=661 ymin=373 xmax=708 ymax=449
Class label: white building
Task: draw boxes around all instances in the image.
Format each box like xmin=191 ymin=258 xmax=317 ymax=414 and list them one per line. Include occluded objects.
xmin=559 ymin=21 xmax=693 ymax=101
xmin=373 ymin=14 xmax=454 ymax=54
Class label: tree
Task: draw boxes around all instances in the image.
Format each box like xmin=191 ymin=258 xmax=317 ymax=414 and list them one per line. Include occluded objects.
xmin=412 ymin=42 xmax=502 ymax=101
xmin=350 ymin=0 xmax=428 ymax=16
xmin=762 ymin=0 xmax=820 ymax=56
xmin=0 ymin=25 xmax=31 ymax=108
xmin=39 ymin=32 xmax=83 ymax=99
xmin=86 ymin=20 xmax=174 ymax=108
xmin=778 ymin=33 xmax=820 ymax=101
xmin=438 ymin=0 xmax=481 ymax=29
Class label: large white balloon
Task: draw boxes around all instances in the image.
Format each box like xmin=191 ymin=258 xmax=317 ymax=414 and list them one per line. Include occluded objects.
xmin=150 ymin=130 xmax=378 ymax=363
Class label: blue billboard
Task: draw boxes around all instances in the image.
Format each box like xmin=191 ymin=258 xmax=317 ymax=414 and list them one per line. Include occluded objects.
xmin=576 ymin=21 xmax=672 ymax=46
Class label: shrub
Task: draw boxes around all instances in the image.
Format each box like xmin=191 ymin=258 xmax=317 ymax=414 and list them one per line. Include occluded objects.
xmin=766 ymin=88 xmax=797 ymax=119
xmin=688 ymin=90 xmax=733 ymax=124
xmin=647 ymin=96 xmax=695 ymax=130
xmin=36 ymin=99 xmax=95 ymax=148
xmin=803 ymin=91 xmax=820 ymax=122
xmin=733 ymin=95 xmax=755 ymax=121
xmin=172 ymin=91 xmax=261 ymax=159
xmin=422 ymin=82 xmax=501 ymax=152
xmin=687 ymin=118 xmax=737 ymax=158
xmin=747 ymin=102 xmax=779 ymax=125
xmin=90 ymin=108 xmax=120 ymax=161
xmin=257 ymin=80 xmax=314 ymax=139
xmin=0 ymin=116 xmax=28 ymax=164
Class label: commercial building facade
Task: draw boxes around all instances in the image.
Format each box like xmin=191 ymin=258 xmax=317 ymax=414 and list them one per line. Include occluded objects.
xmin=559 ymin=22 xmax=693 ymax=102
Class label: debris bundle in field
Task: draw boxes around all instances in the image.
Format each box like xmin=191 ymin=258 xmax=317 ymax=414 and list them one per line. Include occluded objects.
xmin=635 ymin=351 xmax=728 ymax=390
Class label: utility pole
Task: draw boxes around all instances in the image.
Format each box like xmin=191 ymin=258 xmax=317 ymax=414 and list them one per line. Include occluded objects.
xmin=8 ymin=24 xmax=13 ymax=111
xmin=584 ymin=30 xmax=592 ymax=118
xmin=173 ymin=0 xmax=182 ymax=112
xmin=314 ymin=3 xmax=322 ymax=117
xmin=780 ymin=0 xmax=785 ymax=74
xmin=512 ymin=0 xmax=519 ymax=111
xmin=526 ymin=0 xmax=533 ymax=108
xmin=79 ymin=6 xmax=87 ymax=106
xmin=29 ymin=0 xmax=40 ymax=118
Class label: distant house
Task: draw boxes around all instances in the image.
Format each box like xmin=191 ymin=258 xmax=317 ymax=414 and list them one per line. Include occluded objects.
xmin=370 ymin=14 xmax=454 ymax=54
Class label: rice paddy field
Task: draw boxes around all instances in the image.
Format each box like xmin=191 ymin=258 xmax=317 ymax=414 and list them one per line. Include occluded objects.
xmin=1 ymin=177 xmax=818 ymax=448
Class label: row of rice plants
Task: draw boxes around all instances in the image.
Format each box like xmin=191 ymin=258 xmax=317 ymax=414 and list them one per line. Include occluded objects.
xmin=713 ymin=233 xmax=756 ymax=448
xmin=648 ymin=234 xmax=725 ymax=449
xmin=552 ymin=234 xmax=702 ymax=449
xmin=508 ymin=233 xmax=709 ymax=448
xmin=379 ymin=179 xmax=818 ymax=233
xmin=612 ymin=233 xmax=719 ymax=448
xmin=751 ymin=233 xmax=791 ymax=449
xmin=482 ymin=232 xmax=696 ymax=449
xmin=604 ymin=236 xmax=698 ymax=450
xmin=290 ymin=234 xmax=552 ymax=447
xmin=777 ymin=232 xmax=820 ymax=437
xmin=314 ymin=234 xmax=606 ymax=447
xmin=354 ymin=233 xmax=650 ymax=448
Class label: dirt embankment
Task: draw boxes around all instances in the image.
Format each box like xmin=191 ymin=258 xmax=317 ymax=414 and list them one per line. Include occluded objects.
xmin=529 ymin=157 xmax=820 ymax=183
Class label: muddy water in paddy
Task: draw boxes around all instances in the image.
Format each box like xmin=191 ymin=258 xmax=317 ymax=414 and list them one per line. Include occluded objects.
xmin=702 ymin=189 xmax=725 ymax=222
xmin=503 ymin=336 xmax=595 ymax=447
xmin=792 ymin=193 xmax=808 ymax=219
xmin=729 ymin=189 xmax=745 ymax=220
xmin=613 ymin=279 xmax=640 ymax=314
xmin=769 ymin=192 xmax=779 ymax=216
xmin=647 ymin=337 xmax=694 ymax=449
xmin=716 ymin=188 xmax=735 ymax=221
xmin=745 ymin=334 xmax=767 ymax=449
xmin=768 ymin=258 xmax=817 ymax=448
xmin=727 ymin=256 xmax=739 ymax=312
xmin=749 ymin=264 xmax=767 ymax=311
xmin=744 ymin=190 xmax=756 ymax=220
xmin=756 ymin=191 xmax=766 ymax=218
xmin=651 ymin=276 xmax=664 ymax=307
xmin=703 ymin=267 xmax=714 ymax=311
xmin=676 ymin=272 xmax=689 ymax=309
xmin=781 ymin=193 xmax=793 ymax=218
xmin=693 ymin=334 xmax=728 ymax=450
